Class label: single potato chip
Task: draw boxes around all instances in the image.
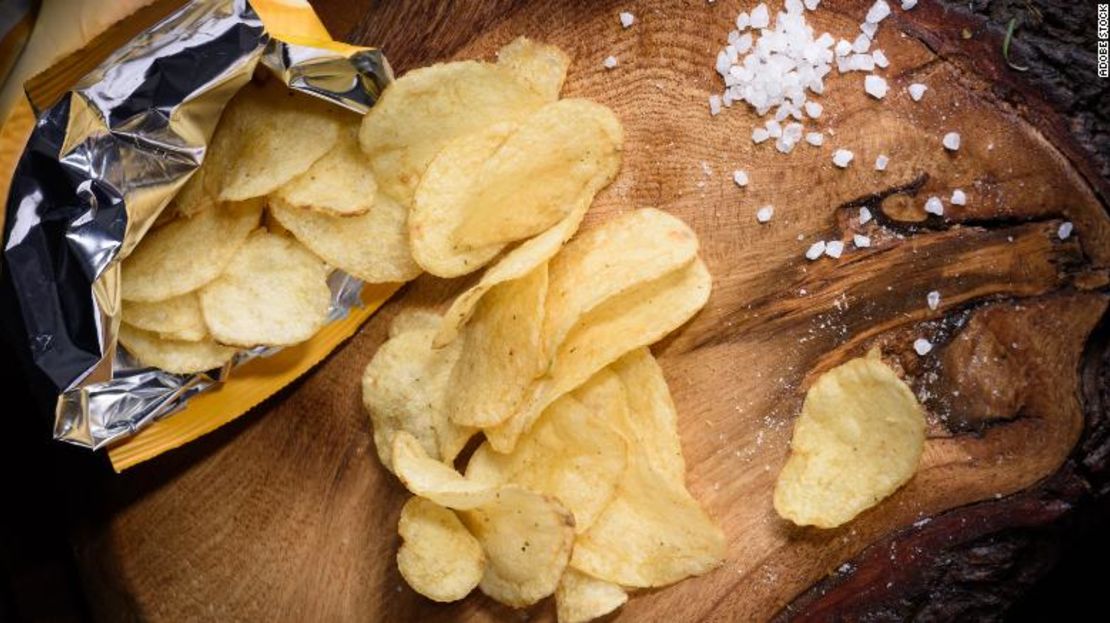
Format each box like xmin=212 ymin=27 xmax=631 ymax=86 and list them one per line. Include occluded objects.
xmin=773 ymin=350 xmax=926 ymax=528
xmin=544 ymin=208 xmax=699 ymax=354
xmin=487 ymin=258 xmax=711 ymax=453
xmin=121 ymin=292 xmax=207 ymax=342
xmin=363 ymin=316 xmax=472 ymax=472
xmin=199 ymin=231 xmax=331 ymax=347
xmin=433 ymin=189 xmax=591 ymax=348
xmin=391 ymin=432 xmax=497 ymax=511
xmin=171 ymin=167 xmax=215 ymax=219
xmin=269 ymin=192 xmax=421 ymax=284
xmin=121 ymin=200 xmax=261 ymax=302
xmin=205 ymin=80 xmax=343 ymax=202
xmin=610 ymin=348 xmax=687 ymax=490
xmin=496 ymin=36 xmax=571 ymax=102
xmin=273 ymin=124 xmax=378 ymax=216
xmin=117 ymin=324 xmax=236 ymax=374
xmin=397 ymin=497 xmax=485 ymax=603
xmin=445 ymin=264 xmax=548 ymax=428
xmin=466 ymin=395 xmax=627 ymax=533
xmin=555 ymin=569 xmax=628 ymax=623
xmin=458 ymin=485 xmax=575 ymax=608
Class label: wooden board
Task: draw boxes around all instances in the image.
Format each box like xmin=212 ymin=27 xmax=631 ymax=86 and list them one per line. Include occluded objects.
xmin=72 ymin=1 xmax=1110 ymax=621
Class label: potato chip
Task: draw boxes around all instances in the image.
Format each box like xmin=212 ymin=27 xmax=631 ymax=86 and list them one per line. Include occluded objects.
xmin=205 ymin=81 xmax=343 ymax=202
xmin=199 ymin=231 xmax=331 ymax=347
xmin=544 ymin=208 xmax=699 ymax=354
xmin=466 ymin=395 xmax=627 ymax=533
xmin=458 ymin=485 xmax=575 ymax=607
xmin=773 ymin=350 xmax=926 ymax=528
xmin=171 ymin=167 xmax=214 ymax=219
xmin=397 ymin=497 xmax=485 ymax=603
xmin=269 ymin=191 xmax=421 ymax=284
xmin=273 ymin=125 xmax=377 ymax=216
xmin=117 ymin=324 xmax=236 ymax=375
xmin=487 ymin=258 xmax=711 ymax=453
xmin=359 ymin=59 xmax=546 ymax=204
xmin=363 ymin=316 xmax=472 ymax=472
xmin=445 ymin=264 xmax=547 ymax=427
xmin=121 ymin=200 xmax=261 ymax=302
xmin=610 ymin=348 xmax=687 ymax=489
xmin=555 ymin=569 xmax=628 ymax=623
xmin=121 ymin=292 xmax=207 ymax=342
xmin=496 ymin=36 xmax=571 ymax=102
xmin=570 ymin=368 xmax=724 ymax=587
xmin=433 ymin=190 xmax=591 ymax=348
xmin=391 ymin=432 xmax=497 ymax=510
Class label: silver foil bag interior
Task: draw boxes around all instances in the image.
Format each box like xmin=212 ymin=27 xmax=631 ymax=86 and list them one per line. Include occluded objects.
xmin=0 ymin=0 xmax=392 ymax=450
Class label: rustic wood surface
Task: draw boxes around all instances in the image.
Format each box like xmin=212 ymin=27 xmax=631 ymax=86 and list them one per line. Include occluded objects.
xmin=72 ymin=1 xmax=1109 ymax=621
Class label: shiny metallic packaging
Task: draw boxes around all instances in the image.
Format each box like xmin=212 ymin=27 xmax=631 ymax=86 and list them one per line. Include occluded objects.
xmin=0 ymin=0 xmax=392 ymax=450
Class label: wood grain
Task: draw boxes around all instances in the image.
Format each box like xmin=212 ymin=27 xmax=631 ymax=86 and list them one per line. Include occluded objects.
xmin=73 ymin=1 xmax=1109 ymax=621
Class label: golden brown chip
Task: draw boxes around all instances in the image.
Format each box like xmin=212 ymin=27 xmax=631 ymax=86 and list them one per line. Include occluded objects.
xmin=397 ymin=497 xmax=485 ymax=603
xmin=496 ymin=36 xmax=571 ymax=102
xmin=773 ymin=350 xmax=926 ymax=528
xmin=466 ymin=395 xmax=627 ymax=533
xmin=555 ymin=569 xmax=628 ymax=623
xmin=610 ymin=348 xmax=687 ymax=489
xmin=391 ymin=432 xmax=497 ymax=510
xmin=269 ymin=191 xmax=421 ymax=284
xmin=363 ymin=315 xmax=472 ymax=472
xmin=117 ymin=324 xmax=236 ymax=375
xmin=121 ymin=292 xmax=207 ymax=342
xmin=121 ymin=200 xmax=262 ymax=302
xmin=445 ymin=264 xmax=548 ymax=428
xmin=359 ymin=60 xmax=546 ymax=204
xmin=205 ymin=81 xmax=343 ymax=202
xmin=458 ymin=485 xmax=576 ymax=608
xmin=273 ymin=124 xmax=377 ymax=216
xmin=171 ymin=167 xmax=215 ymax=219
xmin=198 ymin=231 xmax=331 ymax=347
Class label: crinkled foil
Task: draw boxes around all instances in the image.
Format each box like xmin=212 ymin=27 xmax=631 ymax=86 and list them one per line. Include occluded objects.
xmin=0 ymin=0 xmax=392 ymax=449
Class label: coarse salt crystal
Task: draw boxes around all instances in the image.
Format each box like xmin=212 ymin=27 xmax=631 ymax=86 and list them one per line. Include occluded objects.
xmin=951 ymin=189 xmax=967 ymax=205
xmin=927 ymin=290 xmax=941 ymax=310
xmin=750 ymin=4 xmax=770 ymax=28
xmin=1058 ymin=221 xmax=1074 ymax=240
xmin=908 ymin=83 xmax=928 ymax=101
xmin=864 ymin=75 xmax=889 ymax=98
xmin=620 ymin=12 xmax=635 ymax=27
xmin=852 ymin=33 xmax=871 ymax=53
xmin=752 ymin=127 xmax=771 ymax=143
xmin=756 ymin=205 xmax=775 ymax=222
xmin=709 ymin=94 xmax=722 ymax=115
xmin=765 ymin=119 xmax=783 ymax=138
xmin=804 ymin=101 xmax=824 ymax=118
xmin=736 ymin=11 xmax=750 ymax=31
xmin=832 ymin=148 xmax=854 ymax=167
xmin=902 ymin=0 xmax=918 ymax=9
xmin=875 ymin=154 xmax=889 ymax=171
xmin=943 ymin=131 xmax=961 ymax=151
xmin=785 ymin=0 xmax=805 ymax=14
xmin=733 ymin=170 xmax=750 ymax=186
xmin=850 ymin=54 xmax=876 ymax=71
xmin=775 ymin=136 xmax=798 ymax=154
xmin=866 ymin=0 xmax=891 ymax=24
xmin=806 ymin=132 xmax=824 ymax=146
xmin=805 ymin=240 xmax=827 ymax=260
xmin=835 ymin=39 xmax=853 ymax=56
xmin=872 ymin=49 xmax=889 ymax=68
xmin=853 ymin=234 xmax=871 ymax=248
xmin=603 ymin=55 xmax=618 ymax=69
xmin=924 ymin=196 xmax=944 ymax=216
xmin=859 ymin=206 xmax=873 ymax=224
xmin=860 ymin=21 xmax=879 ymax=39
xmin=913 ymin=338 xmax=933 ymax=356
xmin=805 ymin=0 xmax=821 ymax=9
xmin=825 ymin=240 xmax=845 ymax=258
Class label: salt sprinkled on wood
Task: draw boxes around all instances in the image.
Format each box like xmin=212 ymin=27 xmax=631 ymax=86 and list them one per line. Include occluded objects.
xmin=603 ymin=55 xmax=618 ymax=69
xmin=733 ymin=170 xmax=749 ymax=187
xmin=908 ymin=83 xmax=928 ymax=101
xmin=924 ymin=196 xmax=944 ymax=216
xmin=913 ymin=338 xmax=933 ymax=356
xmin=853 ymin=234 xmax=871 ymax=248
xmin=805 ymin=0 xmax=821 ymax=9
xmin=749 ymin=3 xmax=770 ymax=28
xmin=951 ymin=189 xmax=967 ymax=205
xmin=620 ymin=11 xmax=635 ymax=28
xmin=943 ymin=131 xmax=961 ymax=151
xmin=825 ymin=240 xmax=845 ymax=258
xmin=709 ymin=94 xmax=722 ymax=115
xmin=804 ymin=101 xmax=823 ymax=119
xmin=752 ymin=127 xmax=771 ymax=144
xmin=875 ymin=154 xmax=889 ymax=171
xmin=866 ymin=0 xmax=891 ymax=24
xmin=927 ymin=290 xmax=941 ymax=310
xmin=872 ymin=49 xmax=890 ymax=68
xmin=864 ymin=75 xmax=889 ymax=99
xmin=859 ymin=206 xmax=873 ymax=224
xmin=1058 ymin=221 xmax=1074 ymax=240
xmin=805 ymin=240 xmax=827 ymax=260
xmin=832 ymin=148 xmax=854 ymax=167
xmin=901 ymin=0 xmax=918 ymax=9
xmin=805 ymin=132 xmax=824 ymax=146
xmin=756 ymin=205 xmax=775 ymax=223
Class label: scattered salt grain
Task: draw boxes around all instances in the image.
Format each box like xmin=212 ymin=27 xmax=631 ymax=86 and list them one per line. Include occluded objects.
xmin=620 ymin=11 xmax=635 ymax=28
xmin=804 ymin=101 xmax=824 ymax=119
xmin=1058 ymin=221 xmax=1074 ymax=240
xmin=924 ymin=196 xmax=944 ymax=216
xmin=835 ymin=39 xmax=853 ymax=56
xmin=859 ymin=206 xmax=873 ymax=224
xmin=927 ymin=290 xmax=941 ymax=310
xmin=825 ymin=240 xmax=845 ymax=258
xmin=603 ymin=55 xmax=618 ymax=69
xmin=750 ymin=3 xmax=770 ymax=29
xmin=951 ymin=189 xmax=967 ymax=205
xmin=875 ymin=154 xmax=889 ymax=171
xmin=913 ymin=338 xmax=933 ymax=356
xmin=865 ymin=1 xmax=891 ymax=24
xmin=752 ymin=128 xmax=771 ymax=144
xmin=853 ymin=234 xmax=872 ymax=248
xmin=864 ymin=75 xmax=889 ymax=99
xmin=805 ymin=240 xmax=827 ymax=260
xmin=860 ymin=21 xmax=878 ymax=39
xmin=943 ymin=131 xmax=961 ymax=151
xmin=709 ymin=94 xmax=722 ymax=115
xmin=765 ymin=119 xmax=783 ymax=138
xmin=756 ymin=205 xmax=775 ymax=223
xmin=852 ymin=33 xmax=871 ymax=53
xmin=901 ymin=0 xmax=918 ymax=9
xmin=872 ymin=49 xmax=890 ymax=68
xmin=805 ymin=132 xmax=824 ymax=146
xmin=733 ymin=170 xmax=750 ymax=187
xmin=832 ymin=148 xmax=854 ymax=168
xmin=805 ymin=0 xmax=821 ymax=10
xmin=908 ymin=83 xmax=928 ymax=101
xmin=736 ymin=12 xmax=750 ymax=30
